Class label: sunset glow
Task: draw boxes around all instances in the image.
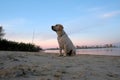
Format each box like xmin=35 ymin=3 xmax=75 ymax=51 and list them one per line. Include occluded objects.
xmin=0 ymin=0 xmax=120 ymax=49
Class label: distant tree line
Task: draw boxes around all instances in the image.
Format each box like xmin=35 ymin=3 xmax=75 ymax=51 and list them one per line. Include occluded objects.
xmin=0 ymin=26 xmax=5 ymax=39
xmin=0 ymin=39 xmax=42 ymax=52
xmin=76 ymin=44 xmax=117 ymax=49
xmin=0 ymin=26 xmax=42 ymax=52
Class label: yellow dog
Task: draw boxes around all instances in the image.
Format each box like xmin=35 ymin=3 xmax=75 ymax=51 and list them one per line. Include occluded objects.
xmin=51 ymin=24 xmax=76 ymax=56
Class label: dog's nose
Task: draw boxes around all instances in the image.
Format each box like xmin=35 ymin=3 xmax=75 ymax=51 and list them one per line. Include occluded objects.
xmin=51 ymin=26 xmax=56 ymax=31
xmin=51 ymin=26 xmax=54 ymax=29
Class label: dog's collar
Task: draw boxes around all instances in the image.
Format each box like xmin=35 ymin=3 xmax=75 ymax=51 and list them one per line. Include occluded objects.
xmin=59 ymin=31 xmax=66 ymax=37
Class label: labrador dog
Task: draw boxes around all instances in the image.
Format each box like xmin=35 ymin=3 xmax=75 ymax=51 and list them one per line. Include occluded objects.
xmin=51 ymin=24 xmax=76 ymax=56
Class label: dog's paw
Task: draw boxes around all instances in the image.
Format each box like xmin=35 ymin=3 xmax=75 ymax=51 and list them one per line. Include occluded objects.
xmin=58 ymin=54 xmax=63 ymax=57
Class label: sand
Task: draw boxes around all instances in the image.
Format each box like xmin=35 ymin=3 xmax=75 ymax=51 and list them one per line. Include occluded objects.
xmin=0 ymin=51 xmax=120 ymax=80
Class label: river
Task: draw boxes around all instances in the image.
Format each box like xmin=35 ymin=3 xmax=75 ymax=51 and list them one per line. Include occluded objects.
xmin=44 ymin=48 xmax=120 ymax=56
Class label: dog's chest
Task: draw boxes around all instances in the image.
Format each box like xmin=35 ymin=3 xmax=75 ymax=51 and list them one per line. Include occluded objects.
xmin=57 ymin=35 xmax=68 ymax=44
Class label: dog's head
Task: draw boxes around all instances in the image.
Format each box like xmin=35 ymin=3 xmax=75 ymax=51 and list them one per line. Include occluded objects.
xmin=51 ymin=24 xmax=63 ymax=32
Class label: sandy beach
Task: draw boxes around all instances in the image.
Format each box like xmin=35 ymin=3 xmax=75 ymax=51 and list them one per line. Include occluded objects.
xmin=0 ymin=51 xmax=120 ymax=80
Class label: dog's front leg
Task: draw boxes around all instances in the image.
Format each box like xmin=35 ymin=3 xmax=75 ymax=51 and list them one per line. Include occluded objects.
xmin=59 ymin=48 xmax=63 ymax=56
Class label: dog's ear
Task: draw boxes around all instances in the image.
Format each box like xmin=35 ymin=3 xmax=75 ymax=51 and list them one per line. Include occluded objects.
xmin=59 ymin=25 xmax=63 ymax=31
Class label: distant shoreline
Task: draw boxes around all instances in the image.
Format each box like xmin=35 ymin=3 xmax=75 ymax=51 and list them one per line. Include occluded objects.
xmin=46 ymin=47 xmax=120 ymax=50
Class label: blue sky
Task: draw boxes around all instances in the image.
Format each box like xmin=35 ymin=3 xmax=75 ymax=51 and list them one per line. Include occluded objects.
xmin=0 ymin=0 xmax=120 ymax=48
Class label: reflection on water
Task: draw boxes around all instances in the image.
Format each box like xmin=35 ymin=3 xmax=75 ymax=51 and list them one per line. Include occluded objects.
xmin=44 ymin=48 xmax=120 ymax=56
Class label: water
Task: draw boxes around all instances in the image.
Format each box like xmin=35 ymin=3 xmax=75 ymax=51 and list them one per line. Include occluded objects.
xmin=44 ymin=48 xmax=120 ymax=56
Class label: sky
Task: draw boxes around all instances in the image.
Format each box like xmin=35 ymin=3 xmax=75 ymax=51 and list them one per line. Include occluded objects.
xmin=0 ymin=0 xmax=120 ymax=49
